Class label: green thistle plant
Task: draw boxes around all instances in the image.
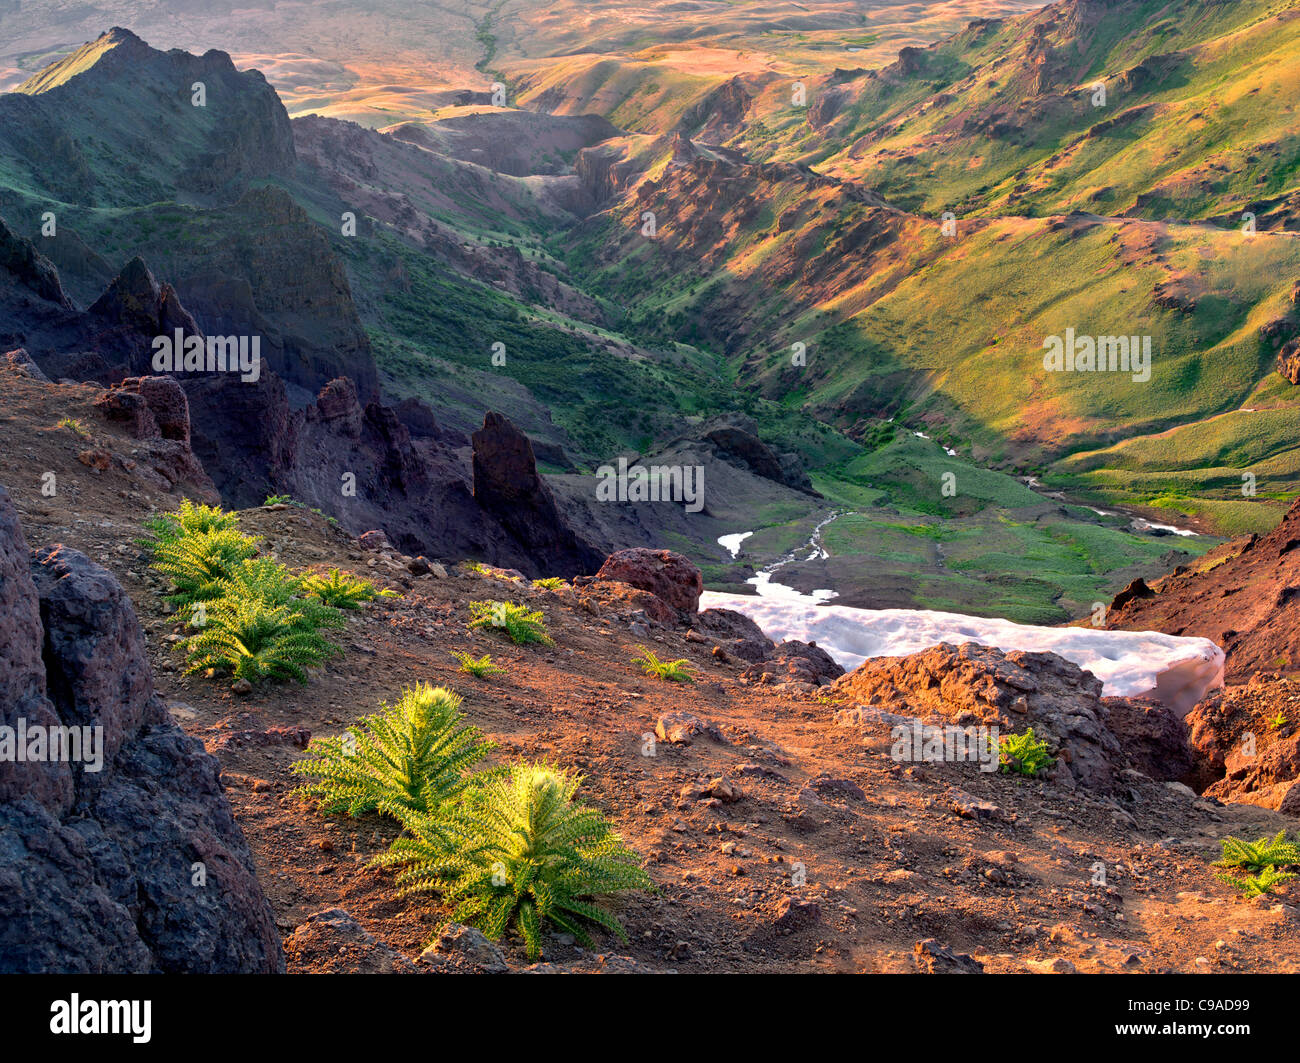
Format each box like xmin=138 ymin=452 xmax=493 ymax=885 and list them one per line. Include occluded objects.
xmin=182 ymin=592 xmax=343 ymax=684
xmin=1217 ymin=866 xmax=1296 ymax=899
xmin=452 ymin=651 xmax=505 ymax=678
xmin=149 ymin=526 xmax=260 ymax=608
xmin=998 ymin=727 xmax=1056 ymax=778
xmin=302 ymin=567 xmax=386 ymax=609
xmin=143 ymin=499 xmax=242 ymax=546
xmin=632 ymin=646 xmax=694 ymax=682
xmin=468 ymin=600 xmax=553 ymax=646
xmin=374 ymin=762 xmax=652 ymax=960
xmin=291 ymin=683 xmax=496 ymax=817
xmin=1213 ymin=831 xmax=1300 ymax=874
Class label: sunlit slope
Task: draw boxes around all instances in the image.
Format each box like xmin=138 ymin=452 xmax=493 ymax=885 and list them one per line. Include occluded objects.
xmin=567 ymin=136 xmax=1300 ymax=472
xmin=743 ymin=0 xmax=1300 ymax=227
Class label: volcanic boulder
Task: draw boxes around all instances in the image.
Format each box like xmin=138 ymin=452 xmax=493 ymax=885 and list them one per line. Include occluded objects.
xmin=831 ymin=641 xmax=1190 ymax=793
xmin=693 ymin=607 xmax=775 ymax=662
xmin=594 ymin=548 xmax=703 ymax=615
xmin=0 ymin=486 xmax=282 ymax=972
xmin=742 ymin=640 xmax=844 ymax=687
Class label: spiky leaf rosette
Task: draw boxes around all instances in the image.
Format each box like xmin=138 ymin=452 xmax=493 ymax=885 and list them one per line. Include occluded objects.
xmin=1216 ymin=866 xmax=1297 ymax=898
xmin=467 ymin=600 xmax=553 ymax=646
xmin=292 ymin=683 xmax=496 ymax=817
xmin=377 ymin=761 xmax=652 ymax=960
xmin=210 ymin=558 xmax=346 ymax=628
xmin=302 ymin=567 xmax=382 ymax=610
xmin=149 ymin=526 xmax=260 ymax=607
xmin=142 ymin=499 xmax=241 ymax=547
xmin=183 ymin=592 xmax=341 ymax=684
xmin=1213 ymin=830 xmax=1300 ymax=872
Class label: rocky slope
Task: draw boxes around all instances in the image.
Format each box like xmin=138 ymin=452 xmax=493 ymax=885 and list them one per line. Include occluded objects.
xmin=1 ymin=374 xmax=1297 ymax=974
xmin=1106 ymin=498 xmax=1300 ymax=684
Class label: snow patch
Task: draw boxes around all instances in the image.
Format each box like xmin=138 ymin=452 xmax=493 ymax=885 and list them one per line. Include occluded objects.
xmin=717 ymin=532 xmax=753 ymax=558
xmin=698 ymin=594 xmax=1224 ymax=716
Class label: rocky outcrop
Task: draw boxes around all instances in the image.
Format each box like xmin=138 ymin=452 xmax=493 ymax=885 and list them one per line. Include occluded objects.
xmin=742 ymin=640 xmax=844 ymax=689
xmin=2 ymin=347 xmax=49 ymax=381
xmin=831 ymin=641 xmax=1191 ymax=793
xmin=1278 ymin=341 xmax=1300 ymax=385
xmin=94 ymin=374 xmax=194 ymax=443
xmin=473 ymin=411 xmax=604 ymax=577
xmin=88 ymin=256 xmax=202 ymax=341
xmin=1105 ymin=497 xmax=1300 ymax=683
xmin=1185 ymin=675 xmax=1300 ymax=814
xmin=593 ymin=548 xmax=703 ymax=615
xmin=0 ymin=486 xmax=282 ymax=972
xmin=700 ymin=416 xmax=817 ymax=495
xmin=0 ymin=216 xmax=73 ymax=309
xmin=90 ymin=375 xmax=218 ymax=499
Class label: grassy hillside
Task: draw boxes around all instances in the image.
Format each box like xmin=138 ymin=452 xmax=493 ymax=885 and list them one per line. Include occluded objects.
xmin=744 ymin=0 xmax=1300 ymax=227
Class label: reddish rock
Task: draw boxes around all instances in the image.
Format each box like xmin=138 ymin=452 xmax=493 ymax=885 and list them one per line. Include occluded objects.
xmin=313 ymin=377 xmax=364 ymax=438
xmin=1278 ymin=340 xmax=1300 ymax=385
xmin=93 ymin=387 xmax=157 ymax=438
xmin=1106 ymin=497 xmax=1300 ymax=683
xmin=742 ymin=639 xmax=843 ymax=687
xmin=594 ymin=548 xmax=703 ymax=614
xmin=77 ymin=448 xmax=110 ymax=471
xmin=914 ymin=939 xmax=984 ymax=974
xmin=832 ymin=641 xmax=1189 ymax=793
xmin=578 ymin=579 xmax=676 ymax=626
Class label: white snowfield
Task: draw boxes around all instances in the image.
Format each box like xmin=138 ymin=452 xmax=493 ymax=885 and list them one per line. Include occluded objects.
xmin=698 ymin=593 xmax=1225 ymax=717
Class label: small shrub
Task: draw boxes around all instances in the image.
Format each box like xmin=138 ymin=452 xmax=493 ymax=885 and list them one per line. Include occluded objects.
xmin=292 ymin=683 xmax=496 ymax=817
xmin=1214 ymin=830 xmax=1300 ymax=873
xmin=1266 ymin=711 xmax=1288 ymax=731
xmin=632 ymin=646 xmax=694 ymax=682
xmin=264 ymin=494 xmax=294 ymax=506
xmin=183 ymin=593 xmax=342 ymax=684
xmin=452 ymin=651 xmax=505 ymax=678
xmin=998 ymin=727 xmax=1055 ymax=777
xmin=149 ymin=526 xmax=260 ymax=608
xmin=374 ymin=762 xmax=652 ymax=960
xmin=302 ymin=567 xmax=386 ymax=609
xmin=468 ymin=600 xmax=553 ymax=646
xmin=1217 ymin=866 xmax=1296 ymax=898
xmin=532 ymin=577 xmax=566 ymax=590
xmin=56 ymin=416 xmax=88 ymax=437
